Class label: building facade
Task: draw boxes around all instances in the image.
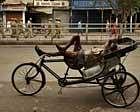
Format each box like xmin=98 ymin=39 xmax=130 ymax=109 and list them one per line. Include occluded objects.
xmin=0 ymin=4 xmax=3 ymax=21
xmin=0 ymin=0 xmax=70 ymax=26
xmin=27 ymin=0 xmax=70 ymax=23
xmin=2 ymin=1 xmax=26 ymax=26
xmin=0 ymin=0 xmax=139 ymax=32
xmin=71 ymin=0 xmax=117 ymax=23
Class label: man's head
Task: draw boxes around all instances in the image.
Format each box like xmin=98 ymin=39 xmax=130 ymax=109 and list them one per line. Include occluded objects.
xmin=55 ymin=18 xmax=61 ymax=21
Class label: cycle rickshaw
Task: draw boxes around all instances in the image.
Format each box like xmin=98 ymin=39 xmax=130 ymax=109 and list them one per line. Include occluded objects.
xmin=11 ymin=37 xmax=140 ymax=108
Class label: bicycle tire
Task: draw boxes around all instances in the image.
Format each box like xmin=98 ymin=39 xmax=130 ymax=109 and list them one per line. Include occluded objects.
xmin=12 ymin=63 xmax=46 ymax=96
xmin=102 ymin=71 xmax=140 ymax=108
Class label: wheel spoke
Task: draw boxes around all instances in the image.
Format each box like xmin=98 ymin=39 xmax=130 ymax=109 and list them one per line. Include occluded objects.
xmin=17 ymin=71 xmax=26 ymax=79
xmin=123 ymin=82 xmax=136 ymax=91
xmin=29 ymin=84 xmax=37 ymax=92
xmin=105 ymin=89 xmax=118 ymax=96
xmin=120 ymin=92 xmax=127 ymax=105
xmin=31 ymin=79 xmax=42 ymax=83
xmin=12 ymin=63 xmax=44 ymax=95
xmin=102 ymin=71 xmax=140 ymax=107
xmin=18 ymin=71 xmax=25 ymax=76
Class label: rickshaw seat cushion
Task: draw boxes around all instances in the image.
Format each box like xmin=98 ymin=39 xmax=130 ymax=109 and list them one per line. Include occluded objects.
xmin=64 ymin=49 xmax=103 ymax=70
xmin=84 ymin=52 xmax=103 ymax=69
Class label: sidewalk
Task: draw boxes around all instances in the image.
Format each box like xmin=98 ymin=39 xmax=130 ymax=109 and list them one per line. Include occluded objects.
xmin=0 ymin=32 xmax=140 ymax=45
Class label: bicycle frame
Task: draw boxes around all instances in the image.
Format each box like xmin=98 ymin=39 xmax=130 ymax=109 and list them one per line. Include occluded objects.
xmin=36 ymin=55 xmax=108 ymax=87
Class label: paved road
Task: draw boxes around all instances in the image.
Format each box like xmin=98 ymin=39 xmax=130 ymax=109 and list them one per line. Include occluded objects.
xmin=0 ymin=45 xmax=140 ymax=112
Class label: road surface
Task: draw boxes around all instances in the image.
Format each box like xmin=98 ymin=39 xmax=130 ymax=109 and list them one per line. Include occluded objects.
xmin=0 ymin=45 xmax=140 ymax=112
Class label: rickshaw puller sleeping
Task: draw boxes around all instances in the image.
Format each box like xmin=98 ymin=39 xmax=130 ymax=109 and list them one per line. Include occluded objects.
xmin=44 ymin=35 xmax=118 ymax=56
xmin=39 ymin=35 xmax=118 ymax=69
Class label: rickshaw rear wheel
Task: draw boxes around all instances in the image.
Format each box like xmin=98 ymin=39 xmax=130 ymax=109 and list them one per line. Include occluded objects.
xmin=101 ymin=71 xmax=140 ymax=108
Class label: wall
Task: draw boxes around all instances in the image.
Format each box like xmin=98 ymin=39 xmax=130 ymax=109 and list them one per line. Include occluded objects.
xmin=54 ymin=10 xmax=69 ymax=23
xmin=54 ymin=10 xmax=70 ymax=32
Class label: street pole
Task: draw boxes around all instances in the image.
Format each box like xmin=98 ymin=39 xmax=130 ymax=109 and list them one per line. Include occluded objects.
xmin=101 ymin=8 xmax=103 ymax=40
xmin=33 ymin=0 xmax=34 ymax=6
xmin=130 ymin=15 xmax=133 ymax=33
xmin=130 ymin=9 xmax=133 ymax=33
xmin=86 ymin=10 xmax=88 ymax=41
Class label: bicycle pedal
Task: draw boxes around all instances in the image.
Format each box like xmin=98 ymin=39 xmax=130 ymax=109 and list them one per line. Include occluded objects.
xmin=58 ymin=87 xmax=63 ymax=95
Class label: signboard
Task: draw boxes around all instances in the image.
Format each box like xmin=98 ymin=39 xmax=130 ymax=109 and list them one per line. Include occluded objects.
xmin=34 ymin=1 xmax=69 ymax=7
xmin=2 ymin=6 xmax=26 ymax=11
xmin=35 ymin=8 xmax=53 ymax=14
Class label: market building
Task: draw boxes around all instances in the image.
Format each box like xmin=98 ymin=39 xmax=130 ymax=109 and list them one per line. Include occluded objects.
xmin=0 ymin=0 xmax=139 ymax=32
xmin=70 ymin=0 xmax=117 ymax=32
xmin=71 ymin=0 xmax=117 ymax=23
xmin=27 ymin=0 xmax=70 ymax=23
xmin=1 ymin=0 xmax=27 ymax=27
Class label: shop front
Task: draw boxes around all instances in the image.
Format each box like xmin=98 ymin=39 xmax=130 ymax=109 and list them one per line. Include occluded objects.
xmin=28 ymin=0 xmax=70 ymax=23
xmin=71 ymin=0 xmax=117 ymax=32
xmin=2 ymin=2 xmax=26 ymax=27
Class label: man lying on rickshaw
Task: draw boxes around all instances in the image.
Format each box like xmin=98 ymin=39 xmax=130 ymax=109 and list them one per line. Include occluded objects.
xmin=37 ymin=35 xmax=119 ymax=70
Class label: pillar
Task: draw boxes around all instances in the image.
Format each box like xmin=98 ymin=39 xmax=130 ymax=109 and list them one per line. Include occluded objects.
xmin=3 ymin=11 xmax=6 ymax=31
xmin=22 ymin=11 xmax=25 ymax=27
xmin=130 ymin=15 xmax=133 ymax=33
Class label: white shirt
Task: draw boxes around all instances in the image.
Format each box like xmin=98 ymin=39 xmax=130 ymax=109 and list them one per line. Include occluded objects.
xmin=78 ymin=21 xmax=82 ymax=28
xmin=27 ymin=20 xmax=32 ymax=27
xmin=7 ymin=21 xmax=11 ymax=28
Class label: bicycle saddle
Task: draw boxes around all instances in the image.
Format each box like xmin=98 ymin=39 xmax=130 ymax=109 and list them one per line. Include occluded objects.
xmin=64 ymin=56 xmax=83 ymax=70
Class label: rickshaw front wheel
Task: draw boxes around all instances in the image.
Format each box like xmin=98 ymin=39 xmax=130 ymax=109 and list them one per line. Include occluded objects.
xmin=11 ymin=63 xmax=46 ymax=96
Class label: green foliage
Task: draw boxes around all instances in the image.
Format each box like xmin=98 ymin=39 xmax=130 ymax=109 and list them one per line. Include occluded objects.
xmin=108 ymin=0 xmax=140 ymax=22
xmin=118 ymin=0 xmax=140 ymax=9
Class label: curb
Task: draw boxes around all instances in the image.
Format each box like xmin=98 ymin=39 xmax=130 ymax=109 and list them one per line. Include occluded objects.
xmin=0 ymin=40 xmax=106 ymax=45
xmin=0 ymin=40 xmax=140 ymax=45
